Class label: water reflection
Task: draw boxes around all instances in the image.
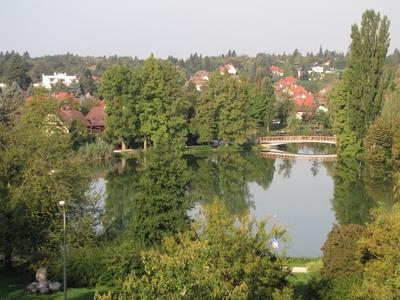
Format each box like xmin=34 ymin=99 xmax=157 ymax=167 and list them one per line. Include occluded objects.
xmin=188 ymin=152 xmax=275 ymax=214
xmin=87 ymin=143 xmax=396 ymax=256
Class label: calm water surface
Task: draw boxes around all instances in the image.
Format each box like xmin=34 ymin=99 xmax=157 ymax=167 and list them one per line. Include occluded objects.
xmin=90 ymin=144 xmax=363 ymax=257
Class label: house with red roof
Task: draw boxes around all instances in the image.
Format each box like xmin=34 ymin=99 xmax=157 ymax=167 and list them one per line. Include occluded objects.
xmin=270 ymin=65 xmax=284 ymax=77
xmin=274 ymin=77 xmax=316 ymax=119
xmin=53 ymin=92 xmax=80 ymax=105
xmin=85 ymin=101 xmax=106 ymax=133
xmin=275 ymin=76 xmax=297 ymax=91
xmin=59 ymin=105 xmax=88 ymax=127
xmin=188 ymin=70 xmax=210 ymax=91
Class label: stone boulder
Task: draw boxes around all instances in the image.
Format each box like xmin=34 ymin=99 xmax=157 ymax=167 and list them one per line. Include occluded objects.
xmin=49 ymin=281 xmax=62 ymax=292
xmin=26 ymin=282 xmax=38 ymax=293
xmin=38 ymin=286 xmax=50 ymax=294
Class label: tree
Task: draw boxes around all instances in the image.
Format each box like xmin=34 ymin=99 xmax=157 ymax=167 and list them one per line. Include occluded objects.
xmin=79 ymin=69 xmax=97 ymax=96
xmin=127 ymin=140 xmax=194 ymax=246
xmin=0 ymin=82 xmax=25 ymax=126
xmin=136 ymin=56 xmax=190 ymax=149
xmin=248 ymin=77 xmax=276 ymax=131
xmin=332 ymin=158 xmax=376 ymax=225
xmin=117 ymin=201 xmax=292 ymax=300
xmin=191 ymin=72 xmax=252 ymax=145
xmin=352 ymin=204 xmax=400 ymax=299
xmin=276 ymin=94 xmax=295 ymax=127
xmin=0 ymin=97 xmax=90 ymax=268
xmin=321 ymin=224 xmax=367 ymax=278
xmin=363 ymin=117 xmax=393 ymax=180
xmin=51 ymin=80 xmax=69 ymax=94
xmin=101 ymin=65 xmax=138 ymax=150
xmin=3 ymin=54 xmax=31 ymax=90
xmin=331 ymin=10 xmax=390 ymax=156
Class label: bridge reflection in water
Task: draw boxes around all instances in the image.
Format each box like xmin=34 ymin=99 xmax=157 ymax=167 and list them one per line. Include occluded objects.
xmin=260 ymin=151 xmax=337 ymax=162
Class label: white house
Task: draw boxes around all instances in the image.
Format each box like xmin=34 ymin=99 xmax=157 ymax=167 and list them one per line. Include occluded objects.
xmin=219 ymin=63 xmax=237 ymax=75
xmin=42 ymin=73 xmax=78 ymax=89
xmin=310 ymin=65 xmax=324 ymax=74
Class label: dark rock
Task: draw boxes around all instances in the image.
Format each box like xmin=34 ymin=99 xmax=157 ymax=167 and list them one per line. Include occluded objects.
xmin=49 ymin=281 xmax=62 ymax=292
xmin=38 ymin=286 xmax=50 ymax=294
xmin=26 ymin=282 xmax=38 ymax=293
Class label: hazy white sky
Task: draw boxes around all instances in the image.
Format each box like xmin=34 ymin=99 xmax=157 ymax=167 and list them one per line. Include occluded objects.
xmin=1 ymin=0 xmax=399 ymax=58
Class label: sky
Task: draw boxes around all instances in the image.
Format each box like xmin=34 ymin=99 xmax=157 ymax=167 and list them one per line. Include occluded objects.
xmin=1 ymin=0 xmax=399 ymax=59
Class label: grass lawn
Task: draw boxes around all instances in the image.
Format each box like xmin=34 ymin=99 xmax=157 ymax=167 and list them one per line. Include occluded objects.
xmin=287 ymin=257 xmax=322 ymax=299
xmin=0 ymin=267 xmax=107 ymax=300
xmin=290 ymin=272 xmax=313 ymax=300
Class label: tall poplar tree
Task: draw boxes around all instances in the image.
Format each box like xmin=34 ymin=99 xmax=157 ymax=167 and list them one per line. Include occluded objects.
xmin=331 ymin=10 xmax=390 ymax=156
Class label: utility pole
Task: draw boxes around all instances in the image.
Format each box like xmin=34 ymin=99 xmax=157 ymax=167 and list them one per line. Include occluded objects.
xmin=59 ymin=200 xmax=67 ymax=300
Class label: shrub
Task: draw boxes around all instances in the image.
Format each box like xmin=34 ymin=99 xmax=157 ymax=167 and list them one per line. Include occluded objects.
xmin=78 ymin=142 xmax=114 ymax=161
xmin=114 ymin=201 xmax=292 ymax=299
xmin=321 ymin=224 xmax=367 ymax=277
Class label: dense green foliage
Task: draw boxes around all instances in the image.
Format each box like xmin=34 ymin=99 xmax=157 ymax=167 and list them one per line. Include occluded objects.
xmin=352 ymin=204 xmax=400 ymax=299
xmin=110 ymin=201 xmax=292 ymax=300
xmin=0 ymin=98 xmax=93 ymax=269
xmin=0 ymin=82 xmax=25 ymax=126
xmin=102 ymin=57 xmax=190 ymax=149
xmin=332 ymin=159 xmax=376 ymax=225
xmin=101 ymin=65 xmax=138 ymax=148
xmin=331 ymin=10 xmax=390 ymax=156
xmin=191 ymin=72 xmax=254 ymax=145
xmin=127 ymin=141 xmax=194 ymax=246
xmin=321 ymin=224 xmax=367 ymax=278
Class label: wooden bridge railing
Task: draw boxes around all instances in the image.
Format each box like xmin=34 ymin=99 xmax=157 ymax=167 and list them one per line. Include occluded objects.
xmin=259 ymin=135 xmax=336 ymax=144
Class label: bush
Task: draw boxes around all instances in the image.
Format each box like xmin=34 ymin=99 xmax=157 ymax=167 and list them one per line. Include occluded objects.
xmin=78 ymin=142 xmax=114 ymax=161
xmin=50 ymin=246 xmax=107 ymax=287
xmin=321 ymin=224 xmax=366 ymax=277
xmin=308 ymin=274 xmax=361 ymax=300
xmin=114 ymin=201 xmax=292 ymax=299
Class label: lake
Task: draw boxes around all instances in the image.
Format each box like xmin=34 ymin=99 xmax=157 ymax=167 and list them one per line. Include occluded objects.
xmin=90 ymin=143 xmax=390 ymax=257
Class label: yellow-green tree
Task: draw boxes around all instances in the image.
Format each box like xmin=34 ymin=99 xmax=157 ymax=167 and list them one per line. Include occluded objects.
xmin=117 ymin=201 xmax=291 ymax=299
xmin=352 ymin=204 xmax=400 ymax=299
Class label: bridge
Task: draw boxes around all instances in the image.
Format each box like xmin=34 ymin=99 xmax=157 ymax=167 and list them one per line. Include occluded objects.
xmin=259 ymin=135 xmax=336 ymax=147
xmin=260 ymin=151 xmax=337 ymax=162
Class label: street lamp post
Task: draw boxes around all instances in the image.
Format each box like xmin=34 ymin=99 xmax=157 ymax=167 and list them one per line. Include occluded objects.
xmin=59 ymin=200 xmax=67 ymax=300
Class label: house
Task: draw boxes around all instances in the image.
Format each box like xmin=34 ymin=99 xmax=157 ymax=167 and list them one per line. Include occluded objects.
xmin=317 ymin=85 xmax=332 ymax=106
xmin=85 ymin=101 xmax=106 ymax=133
xmin=53 ymin=92 xmax=80 ymax=104
xmin=275 ymin=76 xmax=297 ymax=90
xmin=274 ymin=79 xmax=315 ymax=119
xmin=59 ymin=105 xmax=88 ymax=127
xmin=270 ymin=65 xmax=284 ymax=77
xmin=42 ymin=73 xmax=78 ymax=89
xmin=310 ymin=65 xmax=324 ymax=74
xmin=288 ymin=84 xmax=309 ymax=98
xmin=188 ymin=70 xmax=209 ymax=91
xmin=0 ymin=83 xmax=6 ymax=91
xmin=294 ymin=93 xmax=315 ymax=119
xmin=325 ymin=67 xmax=336 ymax=74
xmin=219 ymin=63 xmax=237 ymax=75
